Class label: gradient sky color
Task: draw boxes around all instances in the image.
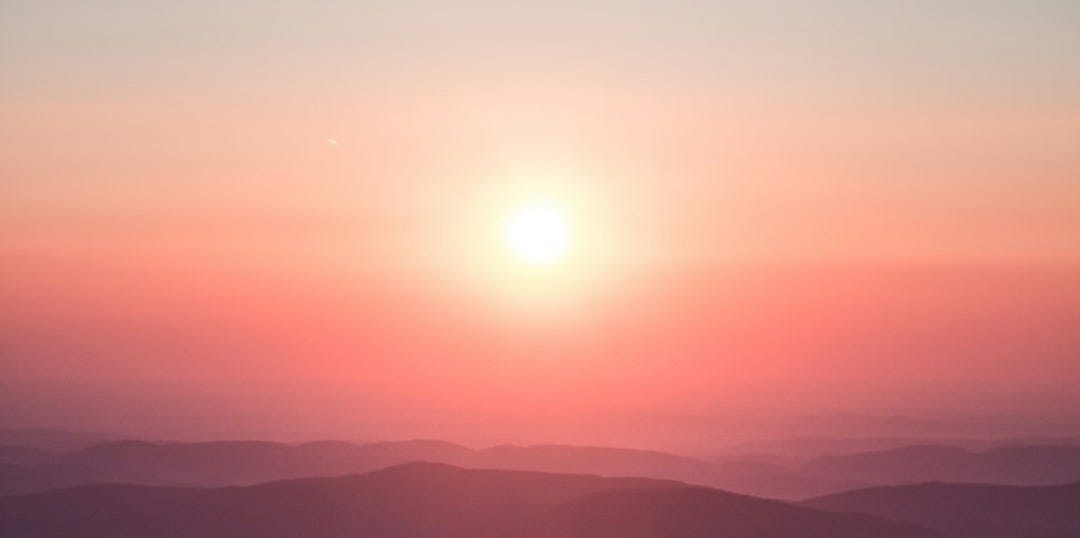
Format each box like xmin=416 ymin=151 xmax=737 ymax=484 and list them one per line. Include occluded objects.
xmin=2 ymin=1 xmax=1079 ymax=446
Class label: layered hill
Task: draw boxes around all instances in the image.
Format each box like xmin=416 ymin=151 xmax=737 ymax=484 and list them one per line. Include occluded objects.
xmin=0 ymin=462 xmax=939 ymax=538
xmin=0 ymin=439 xmax=854 ymax=499
xmin=6 ymin=439 xmax=1080 ymax=500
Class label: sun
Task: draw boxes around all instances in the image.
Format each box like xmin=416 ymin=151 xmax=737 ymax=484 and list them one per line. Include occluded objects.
xmin=504 ymin=201 xmax=570 ymax=265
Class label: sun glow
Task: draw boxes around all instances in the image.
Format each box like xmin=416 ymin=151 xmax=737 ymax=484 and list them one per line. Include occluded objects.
xmin=504 ymin=202 xmax=571 ymax=265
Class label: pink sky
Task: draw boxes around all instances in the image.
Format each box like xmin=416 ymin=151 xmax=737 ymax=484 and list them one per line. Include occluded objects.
xmin=2 ymin=1 xmax=1079 ymax=446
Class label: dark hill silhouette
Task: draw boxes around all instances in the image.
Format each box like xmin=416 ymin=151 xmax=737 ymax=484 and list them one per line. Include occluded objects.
xmin=0 ymin=462 xmax=938 ymax=538
xmin=0 ymin=439 xmax=848 ymax=499
xmin=804 ymin=481 xmax=1080 ymax=538
xmin=803 ymin=444 xmax=1080 ymax=485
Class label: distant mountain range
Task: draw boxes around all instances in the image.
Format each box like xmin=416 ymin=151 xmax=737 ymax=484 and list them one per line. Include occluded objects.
xmin=716 ymin=435 xmax=1080 ymax=462
xmin=0 ymin=429 xmax=121 ymax=452
xmin=803 ymin=444 xmax=1080 ymax=485
xmin=805 ymin=481 xmax=1080 ymax=538
xmin=0 ymin=438 xmax=860 ymax=498
xmin=3 ymin=437 xmax=1080 ymax=499
xmin=2 ymin=433 xmax=1079 ymax=537
xmin=0 ymin=462 xmax=940 ymax=538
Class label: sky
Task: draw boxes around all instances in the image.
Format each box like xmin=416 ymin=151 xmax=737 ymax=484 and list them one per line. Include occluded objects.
xmin=1 ymin=1 xmax=1079 ymax=447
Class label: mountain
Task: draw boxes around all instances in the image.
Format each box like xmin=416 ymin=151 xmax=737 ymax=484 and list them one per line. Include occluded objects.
xmin=0 ymin=462 xmax=939 ymax=538
xmin=473 ymin=444 xmax=707 ymax=478
xmin=709 ymin=460 xmax=866 ymax=499
xmin=805 ymin=481 xmax=1080 ymax=538
xmin=468 ymin=445 xmax=861 ymax=498
xmin=0 ymin=429 xmax=120 ymax=452
xmin=803 ymin=444 xmax=1080 ymax=485
xmin=0 ymin=438 xmax=845 ymax=499
xmin=49 ymin=439 xmax=472 ymax=486
xmin=718 ymin=436 xmax=1080 ymax=463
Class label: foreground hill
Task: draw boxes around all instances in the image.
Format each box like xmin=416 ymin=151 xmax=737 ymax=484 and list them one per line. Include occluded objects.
xmin=804 ymin=444 xmax=1080 ymax=485
xmin=0 ymin=462 xmax=938 ymax=538
xmin=805 ymin=481 xmax=1080 ymax=538
xmin=0 ymin=439 xmax=853 ymax=499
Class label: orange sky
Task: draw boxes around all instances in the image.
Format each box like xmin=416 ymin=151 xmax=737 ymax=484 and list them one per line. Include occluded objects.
xmin=2 ymin=1 xmax=1079 ymax=446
